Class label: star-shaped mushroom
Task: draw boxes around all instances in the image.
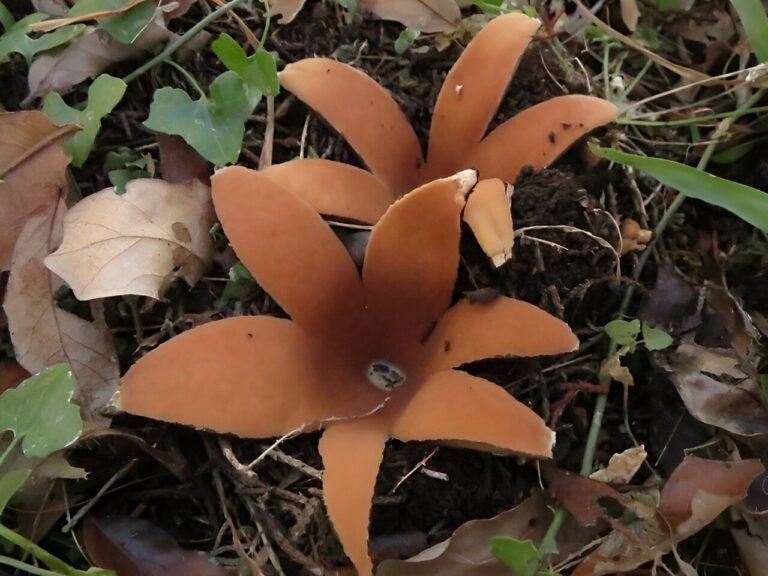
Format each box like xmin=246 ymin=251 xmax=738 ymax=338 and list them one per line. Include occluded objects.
xmin=117 ymin=167 xmax=579 ymax=575
xmin=269 ymin=12 xmax=618 ymax=265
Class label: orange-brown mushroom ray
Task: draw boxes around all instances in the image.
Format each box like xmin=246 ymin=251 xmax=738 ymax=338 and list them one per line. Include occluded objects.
xmin=462 ymin=178 xmax=514 ymax=267
xmin=118 ymin=316 xmax=378 ymax=438
xmin=468 ymin=95 xmax=619 ymax=183
xmin=259 ymin=159 xmax=395 ymax=225
xmin=424 ymin=297 xmax=579 ymax=374
xmin=280 ymin=59 xmax=424 ymax=196
xmin=212 ymin=166 xmax=364 ymax=330
xmin=389 ymin=370 xmax=554 ymax=458
xmin=424 ymin=13 xmax=541 ymax=178
xmin=319 ymin=418 xmax=388 ymax=576
xmin=362 ymin=170 xmax=477 ymax=340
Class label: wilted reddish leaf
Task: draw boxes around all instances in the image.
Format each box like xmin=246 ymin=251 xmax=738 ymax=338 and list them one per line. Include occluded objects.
xmin=543 ymin=464 xmax=630 ymax=526
xmin=156 ymin=133 xmax=211 ymax=185
xmin=359 ymin=0 xmax=461 ymax=33
xmin=3 ymin=200 xmax=119 ymax=423
xmin=26 ymin=24 xmax=174 ymax=101
xmin=44 ymin=179 xmax=215 ymax=301
xmin=659 ymin=343 xmax=768 ymax=439
xmin=83 ymin=515 xmax=227 ymax=576
xmin=0 ymin=360 xmax=29 ymax=394
xmin=0 ymin=111 xmax=76 ymax=270
xmin=573 ymin=456 xmax=764 ymax=576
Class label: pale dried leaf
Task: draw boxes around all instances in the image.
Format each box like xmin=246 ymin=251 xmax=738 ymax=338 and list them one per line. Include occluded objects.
xmin=3 ymin=201 xmax=119 ymax=423
xmin=600 ymin=353 xmax=634 ymax=387
xmin=45 ymin=178 xmax=215 ymax=300
xmin=619 ymin=0 xmax=639 ymax=31
xmin=359 ymin=0 xmax=461 ymax=33
xmin=26 ymin=24 xmax=173 ymax=101
xmin=590 ymin=445 xmax=647 ymax=485
xmin=0 ymin=111 xmax=75 ymax=271
xmin=31 ymin=0 xmax=145 ymax=32
xmin=660 ymin=343 xmax=768 ymax=438
xmin=269 ymin=0 xmax=306 ymax=23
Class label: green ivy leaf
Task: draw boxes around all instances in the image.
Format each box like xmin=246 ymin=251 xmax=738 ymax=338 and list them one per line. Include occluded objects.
xmin=394 ymin=28 xmax=420 ymax=54
xmin=69 ymin=0 xmax=156 ymax=43
xmin=0 ymin=14 xmax=84 ymax=64
xmin=43 ymin=73 xmax=127 ymax=167
xmin=0 ymin=364 xmax=83 ymax=459
xmin=105 ymin=148 xmax=152 ymax=194
xmin=0 ymin=1 xmax=15 ymax=33
xmin=144 ymin=71 xmax=257 ymax=166
xmin=0 ymin=469 xmax=31 ymax=514
xmin=490 ymin=537 xmax=540 ymax=576
xmin=605 ymin=319 xmax=641 ymax=346
xmin=211 ymin=33 xmax=279 ymax=97
xmin=470 ymin=0 xmax=505 ymax=14
xmin=641 ymin=323 xmax=674 ymax=351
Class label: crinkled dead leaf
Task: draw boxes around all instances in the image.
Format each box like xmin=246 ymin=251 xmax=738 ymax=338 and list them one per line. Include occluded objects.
xmin=83 ymin=515 xmax=227 ymax=576
xmin=26 ymin=23 xmax=173 ymax=101
xmin=45 ymin=178 xmax=215 ymax=300
xmin=359 ymin=0 xmax=462 ymax=33
xmin=378 ymin=492 xmax=596 ymax=576
xmin=4 ymin=200 xmax=119 ymax=422
xmin=659 ymin=342 xmax=768 ymax=438
xmin=0 ymin=110 xmax=76 ymax=271
xmin=590 ymin=445 xmax=647 ymax=485
xmin=574 ymin=456 xmax=764 ymax=576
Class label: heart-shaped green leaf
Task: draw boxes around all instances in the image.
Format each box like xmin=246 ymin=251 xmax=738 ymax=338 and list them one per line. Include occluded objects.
xmin=211 ymin=33 xmax=279 ymax=97
xmin=0 ymin=14 xmax=84 ymax=64
xmin=0 ymin=364 xmax=83 ymax=459
xmin=144 ymin=71 xmax=257 ymax=166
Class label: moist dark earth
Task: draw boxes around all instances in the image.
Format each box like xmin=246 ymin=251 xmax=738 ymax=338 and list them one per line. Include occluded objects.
xmin=3 ymin=0 xmax=768 ymax=574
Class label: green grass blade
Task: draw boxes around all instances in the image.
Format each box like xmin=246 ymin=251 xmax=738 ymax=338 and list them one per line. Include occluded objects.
xmin=597 ymin=147 xmax=768 ymax=232
xmin=730 ymin=0 xmax=768 ymax=62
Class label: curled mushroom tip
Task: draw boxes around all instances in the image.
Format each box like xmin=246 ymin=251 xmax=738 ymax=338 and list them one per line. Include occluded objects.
xmin=452 ymin=169 xmax=479 ymax=197
xmin=463 ymin=179 xmax=515 ymax=267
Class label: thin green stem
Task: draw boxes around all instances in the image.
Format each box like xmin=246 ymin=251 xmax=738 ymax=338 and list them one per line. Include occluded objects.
xmin=540 ymin=84 xmax=767 ymax=559
xmin=0 ymin=523 xmax=77 ymax=575
xmin=121 ymin=0 xmax=249 ymax=84
xmin=259 ymin=0 xmax=271 ymax=48
xmin=165 ymin=60 xmax=206 ymax=98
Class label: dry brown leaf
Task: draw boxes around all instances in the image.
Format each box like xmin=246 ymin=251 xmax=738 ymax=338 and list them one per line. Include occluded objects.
xmin=378 ymin=492 xmax=596 ymax=576
xmin=574 ymin=456 xmax=764 ymax=576
xmin=25 ymin=24 xmax=174 ymax=101
xmin=3 ymin=200 xmax=119 ymax=423
xmin=0 ymin=111 xmax=76 ymax=270
xmin=659 ymin=343 xmax=768 ymax=439
xmin=269 ymin=0 xmax=306 ymax=23
xmin=359 ymin=0 xmax=462 ymax=33
xmin=156 ymin=133 xmax=211 ymax=185
xmin=590 ymin=445 xmax=647 ymax=485
xmin=45 ymin=178 xmax=215 ymax=300
xmin=83 ymin=515 xmax=228 ymax=576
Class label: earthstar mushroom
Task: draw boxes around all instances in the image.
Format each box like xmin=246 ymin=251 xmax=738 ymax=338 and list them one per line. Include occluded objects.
xmin=118 ymin=167 xmax=580 ymax=575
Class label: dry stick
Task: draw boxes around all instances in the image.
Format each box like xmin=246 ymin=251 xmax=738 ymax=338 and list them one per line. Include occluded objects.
xmin=538 ymin=86 xmax=767 ymax=559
